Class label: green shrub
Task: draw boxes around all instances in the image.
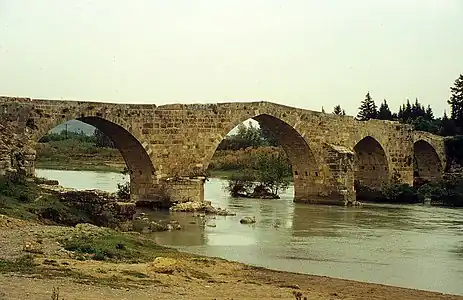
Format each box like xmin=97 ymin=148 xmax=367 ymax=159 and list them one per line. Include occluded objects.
xmin=355 ymin=180 xmax=421 ymax=204
xmin=26 ymin=196 xmax=91 ymax=226
xmin=116 ymin=182 xmax=130 ymax=200
xmin=61 ymin=231 xmax=173 ymax=262
xmin=382 ymin=182 xmax=421 ymax=204
xmin=0 ymin=255 xmax=37 ymax=273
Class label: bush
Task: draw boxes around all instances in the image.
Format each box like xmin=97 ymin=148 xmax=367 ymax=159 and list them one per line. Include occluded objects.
xmin=251 ymin=151 xmax=291 ymax=195
xmin=416 ymin=177 xmax=463 ymax=207
xmin=382 ymin=182 xmax=421 ymax=204
xmin=26 ymin=196 xmax=91 ymax=226
xmin=0 ymin=254 xmax=37 ymax=273
xmin=116 ymin=182 xmax=130 ymax=200
xmin=225 ymin=172 xmax=255 ymax=197
xmin=355 ymin=180 xmax=421 ymax=204
xmin=224 ymin=150 xmax=291 ymax=198
xmin=61 ymin=231 xmax=172 ymax=262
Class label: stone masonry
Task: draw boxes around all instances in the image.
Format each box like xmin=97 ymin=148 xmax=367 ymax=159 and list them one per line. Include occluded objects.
xmin=0 ymin=96 xmax=446 ymax=206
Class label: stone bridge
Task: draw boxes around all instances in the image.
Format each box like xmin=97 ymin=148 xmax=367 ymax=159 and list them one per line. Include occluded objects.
xmin=0 ymin=96 xmax=446 ymax=206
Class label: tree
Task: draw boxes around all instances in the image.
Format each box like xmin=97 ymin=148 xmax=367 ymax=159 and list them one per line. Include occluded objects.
xmin=411 ymin=98 xmax=426 ymax=119
xmin=357 ymin=92 xmax=378 ymax=121
xmin=333 ymin=105 xmax=346 ymax=115
xmin=425 ymin=105 xmax=434 ymax=121
xmin=378 ymin=99 xmax=393 ymax=120
xmin=253 ymin=151 xmax=292 ymax=195
xmin=260 ymin=125 xmax=279 ymax=147
xmin=94 ymin=129 xmax=114 ymax=148
xmin=448 ymin=74 xmax=463 ymax=130
xmin=439 ymin=111 xmax=457 ymax=136
xmin=217 ymin=121 xmax=267 ymax=150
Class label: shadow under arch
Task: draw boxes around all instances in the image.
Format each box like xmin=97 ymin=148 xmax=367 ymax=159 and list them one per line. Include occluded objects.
xmin=207 ymin=113 xmax=321 ymax=202
xmin=36 ymin=116 xmax=156 ymax=201
xmin=413 ymin=140 xmax=443 ymax=184
xmin=353 ymin=136 xmax=389 ymax=188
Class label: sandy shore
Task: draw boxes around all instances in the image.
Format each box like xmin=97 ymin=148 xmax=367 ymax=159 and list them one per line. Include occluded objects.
xmin=0 ymin=216 xmax=461 ymax=300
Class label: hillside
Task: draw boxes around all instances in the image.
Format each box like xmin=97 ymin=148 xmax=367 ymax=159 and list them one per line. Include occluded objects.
xmin=49 ymin=120 xmax=95 ymax=136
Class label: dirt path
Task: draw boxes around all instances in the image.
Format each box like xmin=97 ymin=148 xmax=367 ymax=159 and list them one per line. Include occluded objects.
xmin=0 ymin=215 xmax=461 ymax=300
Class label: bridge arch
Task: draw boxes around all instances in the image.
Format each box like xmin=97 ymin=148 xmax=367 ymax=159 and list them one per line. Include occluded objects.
xmin=205 ymin=112 xmax=322 ymax=202
xmin=31 ymin=113 xmax=156 ymax=201
xmin=413 ymin=140 xmax=443 ymax=184
xmin=353 ymin=136 xmax=389 ymax=188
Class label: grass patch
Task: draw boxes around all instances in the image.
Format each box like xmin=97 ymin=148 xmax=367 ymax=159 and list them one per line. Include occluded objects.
xmin=0 ymin=254 xmax=38 ymax=273
xmin=36 ymin=139 xmax=125 ymax=173
xmin=61 ymin=231 xmax=176 ymax=263
xmin=35 ymin=161 xmax=124 ymax=173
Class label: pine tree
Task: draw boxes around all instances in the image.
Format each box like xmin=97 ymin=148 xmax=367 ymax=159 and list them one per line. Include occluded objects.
xmin=397 ymin=105 xmax=404 ymax=121
xmin=378 ymin=99 xmax=393 ymax=120
xmin=411 ymin=98 xmax=426 ymax=119
xmin=440 ymin=111 xmax=457 ymax=136
xmin=425 ymin=105 xmax=434 ymax=120
xmin=404 ymin=100 xmax=412 ymax=121
xmin=357 ymin=92 xmax=378 ymax=121
xmin=448 ymin=74 xmax=463 ymax=130
xmin=333 ymin=105 xmax=345 ymax=115
xmin=93 ymin=129 xmax=115 ymax=148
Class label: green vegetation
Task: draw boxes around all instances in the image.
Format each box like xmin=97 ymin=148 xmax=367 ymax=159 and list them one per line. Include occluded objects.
xmin=0 ymin=254 xmax=37 ymax=274
xmin=353 ymin=73 xmax=463 ymax=136
xmin=224 ymin=151 xmax=292 ymax=198
xmin=116 ymin=182 xmax=130 ymax=200
xmin=36 ymin=128 xmax=124 ymax=172
xmin=61 ymin=230 xmax=175 ymax=262
xmin=0 ymin=173 xmax=129 ymax=227
xmin=356 ymin=176 xmax=463 ymax=207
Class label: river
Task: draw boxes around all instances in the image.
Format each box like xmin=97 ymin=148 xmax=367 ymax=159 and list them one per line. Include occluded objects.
xmin=36 ymin=168 xmax=463 ymax=296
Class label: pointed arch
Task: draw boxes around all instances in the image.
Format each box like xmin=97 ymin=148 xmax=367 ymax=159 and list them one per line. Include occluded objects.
xmin=33 ymin=116 xmax=156 ymax=201
xmin=354 ymin=136 xmax=389 ymax=188
xmin=413 ymin=140 xmax=443 ymax=183
xmin=205 ymin=112 xmax=322 ymax=201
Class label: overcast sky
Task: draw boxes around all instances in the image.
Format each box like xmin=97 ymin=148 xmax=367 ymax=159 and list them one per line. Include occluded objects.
xmin=1 ymin=0 xmax=462 ymax=116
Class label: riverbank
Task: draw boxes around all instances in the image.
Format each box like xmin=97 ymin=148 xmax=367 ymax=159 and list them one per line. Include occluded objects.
xmin=0 ymin=215 xmax=461 ymax=300
xmin=35 ymin=139 xmax=288 ymax=179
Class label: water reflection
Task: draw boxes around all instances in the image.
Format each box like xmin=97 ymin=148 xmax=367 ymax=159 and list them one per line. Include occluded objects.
xmin=35 ymin=170 xmax=463 ymax=295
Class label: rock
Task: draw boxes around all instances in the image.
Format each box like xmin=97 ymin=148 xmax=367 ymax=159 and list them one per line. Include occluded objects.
xmin=33 ymin=177 xmax=59 ymax=186
xmin=149 ymin=221 xmax=169 ymax=232
xmin=344 ymin=200 xmax=363 ymax=207
xmin=169 ymin=201 xmax=208 ymax=212
xmin=23 ymin=241 xmax=43 ymax=254
xmin=249 ymin=185 xmax=279 ymax=199
xmin=133 ymin=219 xmax=182 ymax=233
xmin=216 ymin=208 xmax=236 ymax=216
xmin=170 ymin=201 xmax=235 ymax=216
xmin=240 ymin=216 xmax=256 ymax=224
xmin=148 ymin=257 xmax=178 ymax=274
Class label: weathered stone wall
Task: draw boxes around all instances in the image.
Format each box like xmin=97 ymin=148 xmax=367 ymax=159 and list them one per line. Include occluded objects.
xmin=0 ymin=97 xmax=447 ymax=205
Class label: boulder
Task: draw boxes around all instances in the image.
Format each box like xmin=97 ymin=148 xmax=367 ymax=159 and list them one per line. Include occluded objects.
xmin=170 ymin=201 xmax=236 ymax=216
xmin=249 ymin=185 xmax=279 ymax=199
xmin=148 ymin=257 xmax=179 ymax=274
xmin=239 ymin=216 xmax=256 ymax=224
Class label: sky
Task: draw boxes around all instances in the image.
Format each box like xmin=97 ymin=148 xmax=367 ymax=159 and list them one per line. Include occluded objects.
xmin=1 ymin=0 xmax=462 ymax=117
